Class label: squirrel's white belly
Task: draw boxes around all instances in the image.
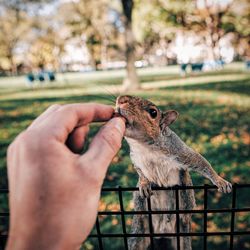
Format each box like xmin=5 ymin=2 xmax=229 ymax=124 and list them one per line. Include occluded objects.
xmin=126 ymin=138 xmax=186 ymax=187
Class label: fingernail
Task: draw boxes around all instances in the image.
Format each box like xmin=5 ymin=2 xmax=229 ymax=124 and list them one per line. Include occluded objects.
xmin=110 ymin=117 xmax=125 ymax=135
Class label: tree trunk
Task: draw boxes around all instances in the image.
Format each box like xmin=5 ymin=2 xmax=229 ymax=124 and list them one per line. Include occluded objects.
xmin=205 ymin=14 xmax=217 ymax=61
xmin=121 ymin=0 xmax=140 ymax=91
xmin=88 ymin=45 xmax=98 ymax=71
xmin=101 ymin=35 xmax=108 ymax=70
xmin=7 ymin=49 xmax=17 ymax=76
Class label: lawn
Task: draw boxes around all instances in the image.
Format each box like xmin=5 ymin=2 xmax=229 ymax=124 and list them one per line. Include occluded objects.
xmin=0 ymin=63 xmax=249 ymax=249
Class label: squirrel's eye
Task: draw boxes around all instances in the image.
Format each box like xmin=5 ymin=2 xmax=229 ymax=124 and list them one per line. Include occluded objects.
xmin=148 ymin=108 xmax=158 ymax=119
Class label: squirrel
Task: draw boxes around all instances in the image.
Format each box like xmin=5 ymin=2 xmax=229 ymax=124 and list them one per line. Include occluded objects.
xmin=115 ymin=95 xmax=232 ymax=250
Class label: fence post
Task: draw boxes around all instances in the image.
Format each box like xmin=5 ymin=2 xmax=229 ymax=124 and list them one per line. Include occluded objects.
xmin=118 ymin=186 xmax=128 ymax=250
xmin=147 ymin=196 xmax=155 ymax=250
xmin=175 ymin=188 xmax=181 ymax=250
xmin=229 ymin=184 xmax=237 ymax=250
xmin=203 ymin=185 xmax=208 ymax=250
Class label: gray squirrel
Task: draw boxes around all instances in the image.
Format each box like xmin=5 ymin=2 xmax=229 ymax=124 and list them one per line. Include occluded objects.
xmin=115 ymin=95 xmax=232 ymax=250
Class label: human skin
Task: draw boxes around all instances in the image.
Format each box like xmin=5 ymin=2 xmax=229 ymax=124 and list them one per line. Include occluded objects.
xmin=6 ymin=103 xmax=125 ymax=250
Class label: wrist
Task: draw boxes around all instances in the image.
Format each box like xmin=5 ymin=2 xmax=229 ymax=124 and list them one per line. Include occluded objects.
xmin=6 ymin=227 xmax=79 ymax=250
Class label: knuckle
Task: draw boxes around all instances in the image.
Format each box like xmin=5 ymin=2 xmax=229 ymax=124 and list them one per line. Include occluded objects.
xmin=50 ymin=104 xmax=62 ymax=110
xmin=14 ymin=131 xmax=30 ymax=145
xmin=17 ymin=130 xmax=48 ymax=151
xmin=7 ymin=131 xmax=31 ymax=155
xmin=57 ymin=105 xmax=72 ymax=116
xmin=7 ymin=142 xmax=14 ymax=158
xmin=57 ymin=104 xmax=68 ymax=112
xmin=17 ymin=130 xmax=36 ymax=147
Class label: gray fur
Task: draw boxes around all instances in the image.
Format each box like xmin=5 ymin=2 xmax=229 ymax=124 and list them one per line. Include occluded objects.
xmin=115 ymin=95 xmax=232 ymax=250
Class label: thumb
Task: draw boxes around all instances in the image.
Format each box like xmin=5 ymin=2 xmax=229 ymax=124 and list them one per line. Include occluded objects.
xmin=80 ymin=117 xmax=125 ymax=181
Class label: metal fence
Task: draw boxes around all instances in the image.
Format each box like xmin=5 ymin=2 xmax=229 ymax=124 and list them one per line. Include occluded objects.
xmin=1 ymin=184 xmax=250 ymax=250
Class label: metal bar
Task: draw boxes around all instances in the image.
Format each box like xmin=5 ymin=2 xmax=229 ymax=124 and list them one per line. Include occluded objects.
xmin=97 ymin=207 xmax=250 ymax=214
xmin=95 ymin=216 xmax=104 ymax=250
xmin=229 ymin=184 xmax=237 ymax=250
xmin=203 ymin=185 xmax=208 ymax=250
xmin=0 ymin=184 xmax=249 ymax=193
xmin=147 ymin=196 xmax=155 ymax=250
xmin=2 ymin=207 xmax=250 ymax=217
xmin=87 ymin=231 xmax=250 ymax=238
xmin=175 ymin=189 xmax=180 ymax=250
xmin=2 ymin=183 xmax=250 ymax=192
xmin=1 ymin=229 xmax=249 ymax=239
xmin=0 ymin=237 xmax=7 ymax=250
xmin=118 ymin=186 xmax=128 ymax=250
xmin=0 ymin=189 xmax=8 ymax=193
xmin=1 ymin=183 xmax=250 ymax=250
xmin=0 ymin=212 xmax=9 ymax=216
xmin=100 ymin=184 xmax=250 ymax=192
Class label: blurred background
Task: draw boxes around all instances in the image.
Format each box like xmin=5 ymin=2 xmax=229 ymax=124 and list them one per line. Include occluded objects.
xmin=0 ymin=0 xmax=249 ymax=249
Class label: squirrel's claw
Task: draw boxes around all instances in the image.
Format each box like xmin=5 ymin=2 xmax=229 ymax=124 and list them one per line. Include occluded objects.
xmin=139 ymin=181 xmax=153 ymax=198
xmin=216 ymin=177 xmax=232 ymax=193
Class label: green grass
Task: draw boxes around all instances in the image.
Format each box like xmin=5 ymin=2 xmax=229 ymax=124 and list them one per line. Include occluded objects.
xmin=0 ymin=63 xmax=250 ymax=249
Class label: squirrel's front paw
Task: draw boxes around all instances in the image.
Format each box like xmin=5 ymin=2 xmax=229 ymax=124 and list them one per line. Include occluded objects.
xmin=215 ymin=177 xmax=232 ymax=193
xmin=139 ymin=180 xmax=153 ymax=198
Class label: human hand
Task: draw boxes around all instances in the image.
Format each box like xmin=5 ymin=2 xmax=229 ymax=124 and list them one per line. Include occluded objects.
xmin=6 ymin=103 xmax=125 ymax=250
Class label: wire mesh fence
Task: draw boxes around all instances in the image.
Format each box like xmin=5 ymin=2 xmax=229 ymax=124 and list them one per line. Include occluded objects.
xmin=0 ymin=184 xmax=250 ymax=250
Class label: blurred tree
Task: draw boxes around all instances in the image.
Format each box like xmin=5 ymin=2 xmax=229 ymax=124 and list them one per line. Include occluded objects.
xmin=0 ymin=0 xmax=53 ymax=74
xmin=157 ymin=0 xmax=195 ymax=29
xmin=195 ymin=0 xmax=234 ymax=61
xmin=61 ymin=0 xmax=121 ymax=70
xmin=0 ymin=1 xmax=30 ymax=74
xmin=0 ymin=0 xmax=249 ymax=75
xmin=155 ymin=0 xmax=249 ymax=62
xmin=121 ymin=0 xmax=140 ymax=91
xmin=133 ymin=0 xmax=194 ymax=65
xmin=27 ymin=25 xmax=65 ymax=69
xmin=222 ymin=0 xmax=250 ymax=59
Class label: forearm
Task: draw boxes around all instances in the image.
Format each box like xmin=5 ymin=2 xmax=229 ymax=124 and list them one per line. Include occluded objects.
xmin=190 ymin=153 xmax=219 ymax=184
xmin=6 ymin=232 xmax=73 ymax=250
xmin=6 ymin=216 xmax=85 ymax=250
xmin=182 ymin=149 xmax=232 ymax=193
xmin=180 ymin=149 xmax=219 ymax=184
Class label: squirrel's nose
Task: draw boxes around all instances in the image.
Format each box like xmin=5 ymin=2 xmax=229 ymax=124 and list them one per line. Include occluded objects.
xmin=116 ymin=95 xmax=131 ymax=107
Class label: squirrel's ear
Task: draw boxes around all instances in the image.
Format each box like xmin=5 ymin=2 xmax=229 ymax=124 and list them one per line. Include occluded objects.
xmin=160 ymin=110 xmax=179 ymax=129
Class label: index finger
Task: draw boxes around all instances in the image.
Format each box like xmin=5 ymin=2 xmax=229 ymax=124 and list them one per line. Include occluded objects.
xmin=31 ymin=103 xmax=114 ymax=142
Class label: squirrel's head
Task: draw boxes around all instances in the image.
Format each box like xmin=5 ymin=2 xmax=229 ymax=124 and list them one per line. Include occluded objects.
xmin=115 ymin=95 xmax=178 ymax=142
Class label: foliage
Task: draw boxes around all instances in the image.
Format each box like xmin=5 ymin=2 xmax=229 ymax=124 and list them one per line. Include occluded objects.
xmin=225 ymin=0 xmax=250 ymax=58
xmin=0 ymin=64 xmax=249 ymax=249
xmin=0 ymin=2 xmax=31 ymax=72
xmin=61 ymin=0 xmax=123 ymax=69
xmin=134 ymin=0 xmax=250 ymax=62
xmin=1 ymin=0 xmax=249 ymax=75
